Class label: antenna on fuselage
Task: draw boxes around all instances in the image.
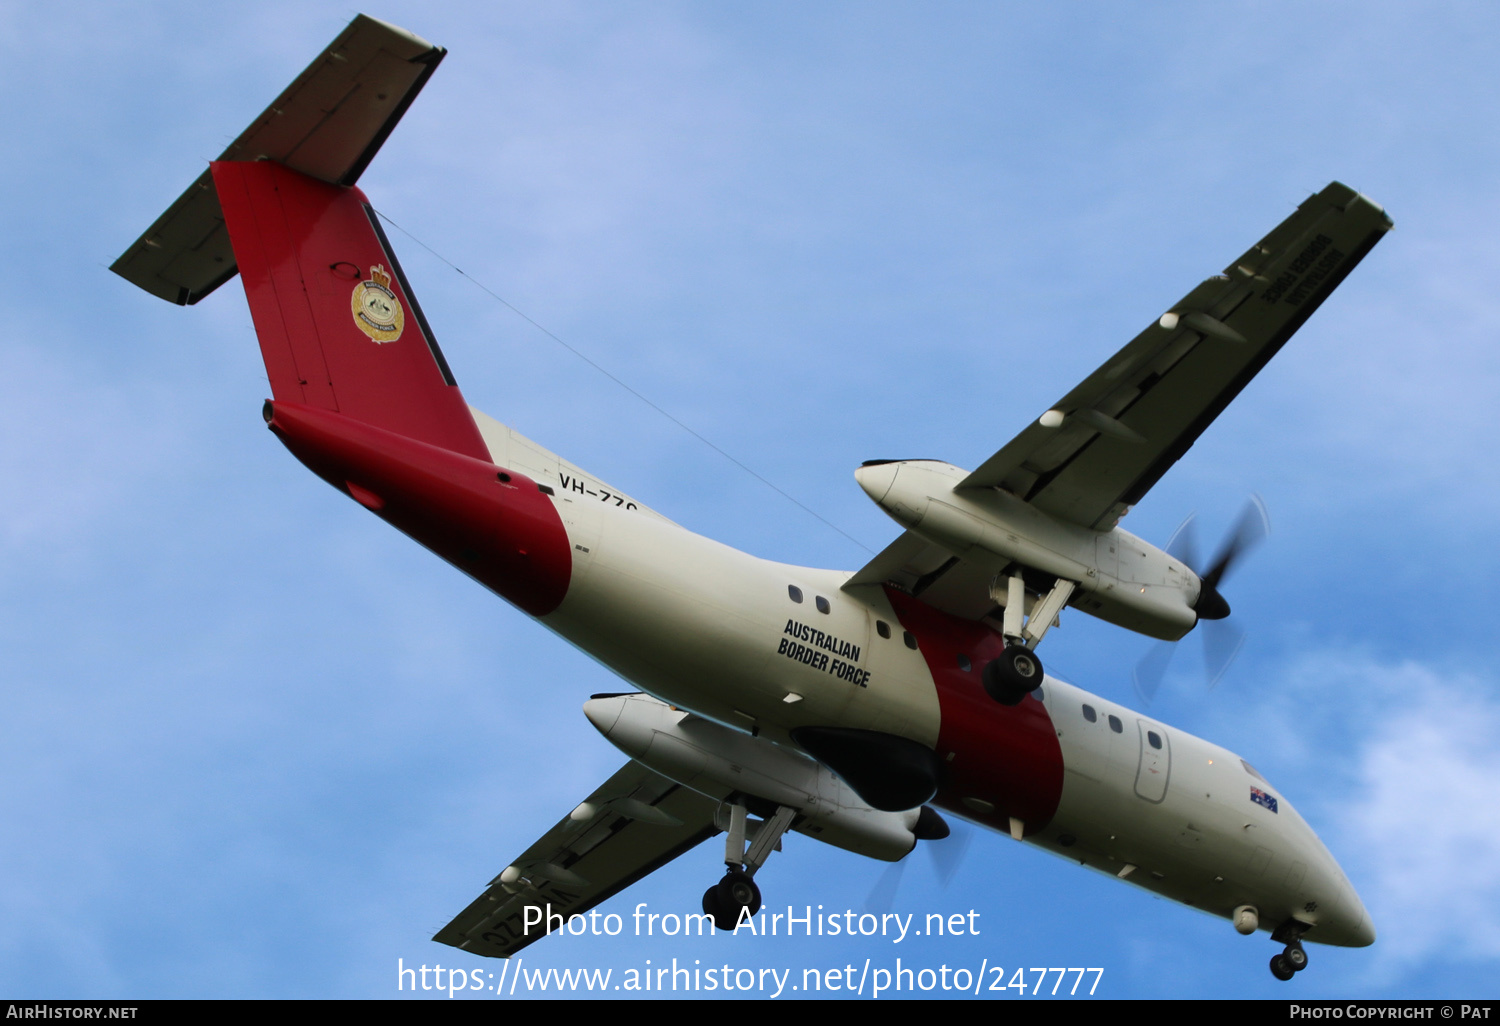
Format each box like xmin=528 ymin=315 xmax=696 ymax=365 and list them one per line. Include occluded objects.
xmin=372 ymin=209 xmax=876 ymax=556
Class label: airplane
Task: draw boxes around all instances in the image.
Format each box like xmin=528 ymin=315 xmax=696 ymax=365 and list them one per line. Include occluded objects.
xmin=110 ymin=15 xmax=1390 ymax=983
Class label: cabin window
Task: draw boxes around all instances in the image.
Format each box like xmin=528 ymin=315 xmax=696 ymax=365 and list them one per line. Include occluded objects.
xmin=1108 ymin=714 xmax=1123 ymax=734
xmin=788 ymin=585 xmax=803 ymax=603
xmin=903 ymin=631 xmax=919 ymax=650
xmin=1148 ymin=730 xmax=1163 ymax=750
xmin=876 ymin=620 xmax=891 ymax=639
xmin=957 ymin=654 xmax=972 ymax=672
xmin=815 ymin=596 xmax=831 ymax=614
xmin=1082 ymin=704 xmax=1098 ymax=723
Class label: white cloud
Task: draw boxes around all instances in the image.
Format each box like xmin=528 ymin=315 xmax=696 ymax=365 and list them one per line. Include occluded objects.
xmin=1336 ymin=666 xmax=1500 ymax=969
xmin=1221 ymin=650 xmax=1500 ymax=974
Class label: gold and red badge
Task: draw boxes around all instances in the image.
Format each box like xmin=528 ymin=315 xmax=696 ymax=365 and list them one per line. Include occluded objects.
xmin=350 ymin=264 xmax=405 ymax=343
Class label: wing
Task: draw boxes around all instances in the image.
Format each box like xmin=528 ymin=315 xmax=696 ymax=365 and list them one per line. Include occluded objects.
xmin=959 ymin=182 xmax=1392 ymax=530
xmin=843 ymin=531 xmax=1000 ymax=622
xmin=433 ymin=760 xmax=720 ymax=959
xmin=845 ymin=182 xmax=1390 ymax=621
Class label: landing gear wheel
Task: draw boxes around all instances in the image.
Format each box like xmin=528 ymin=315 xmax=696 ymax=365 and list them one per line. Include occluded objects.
xmin=716 ymin=870 xmax=762 ymax=925
xmin=1284 ymin=943 xmax=1308 ymax=972
xmin=982 ymin=646 xmax=1044 ymax=705
xmin=1269 ymin=954 xmax=1295 ymax=981
xmin=702 ymin=884 xmax=734 ymax=931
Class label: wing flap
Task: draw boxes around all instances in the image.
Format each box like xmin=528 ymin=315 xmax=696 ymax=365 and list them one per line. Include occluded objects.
xmin=433 ymin=761 xmax=721 ymax=959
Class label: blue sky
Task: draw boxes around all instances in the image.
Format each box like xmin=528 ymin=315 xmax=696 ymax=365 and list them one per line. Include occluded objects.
xmin=3 ymin=0 xmax=1498 ymax=1000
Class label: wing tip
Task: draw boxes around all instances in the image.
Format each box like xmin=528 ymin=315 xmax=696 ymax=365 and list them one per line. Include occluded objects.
xmin=1321 ymin=180 xmax=1393 ymax=227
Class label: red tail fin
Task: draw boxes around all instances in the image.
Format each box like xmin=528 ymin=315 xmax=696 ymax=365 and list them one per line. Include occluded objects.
xmin=211 ymin=160 xmax=488 ymax=460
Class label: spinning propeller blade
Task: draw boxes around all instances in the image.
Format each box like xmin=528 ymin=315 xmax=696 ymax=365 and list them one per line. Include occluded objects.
xmin=1133 ymin=496 xmax=1269 ymax=703
xmin=1133 ymin=639 xmax=1177 ymax=706
xmin=860 ymin=816 xmax=975 ymax=914
xmin=1196 ymin=494 xmax=1271 ymax=620
xmin=1202 ymin=619 xmax=1248 ymax=691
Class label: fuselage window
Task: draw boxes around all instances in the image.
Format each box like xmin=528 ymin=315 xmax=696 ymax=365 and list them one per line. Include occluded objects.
xmin=957 ymin=654 xmax=972 ymax=672
xmin=788 ymin=585 xmax=803 ymax=603
xmin=903 ymin=631 xmax=919 ymax=650
xmin=1148 ymin=730 xmax=1163 ymax=750
xmin=815 ymin=596 xmax=831 ymax=614
xmin=1082 ymin=704 xmax=1098 ymax=723
xmin=1108 ymin=714 xmax=1123 ymax=734
xmin=876 ymin=620 xmax=891 ymax=639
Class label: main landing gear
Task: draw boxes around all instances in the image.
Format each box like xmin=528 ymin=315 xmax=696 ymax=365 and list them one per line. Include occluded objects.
xmin=982 ymin=645 xmax=1043 ymax=705
xmin=1268 ymin=922 xmax=1310 ymax=981
xmin=982 ymin=573 xmax=1075 ymax=705
xmin=702 ymin=802 xmax=796 ymax=931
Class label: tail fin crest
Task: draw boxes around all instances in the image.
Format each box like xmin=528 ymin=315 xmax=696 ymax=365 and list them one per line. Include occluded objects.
xmin=112 ymin=15 xmax=488 ymax=460
xmin=212 ymin=159 xmax=488 ymax=460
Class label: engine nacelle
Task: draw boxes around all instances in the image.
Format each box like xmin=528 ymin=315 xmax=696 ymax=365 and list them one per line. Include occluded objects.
xmin=584 ymin=693 xmax=923 ymax=861
xmin=854 ymin=459 xmax=1200 ymax=641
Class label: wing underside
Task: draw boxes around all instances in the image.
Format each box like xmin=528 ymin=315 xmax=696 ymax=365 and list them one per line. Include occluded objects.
xmin=844 ymin=531 xmax=1001 ymax=624
xmin=433 ymin=760 xmax=721 ymax=959
xmin=847 ymin=183 xmax=1390 ymax=622
xmin=962 ymin=182 xmax=1392 ymax=531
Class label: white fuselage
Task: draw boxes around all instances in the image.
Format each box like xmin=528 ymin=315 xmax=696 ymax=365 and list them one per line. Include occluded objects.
xmin=472 ymin=409 xmax=1373 ymax=949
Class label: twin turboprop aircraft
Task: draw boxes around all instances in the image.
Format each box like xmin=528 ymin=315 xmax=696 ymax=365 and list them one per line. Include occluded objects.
xmin=112 ymin=16 xmax=1390 ymax=983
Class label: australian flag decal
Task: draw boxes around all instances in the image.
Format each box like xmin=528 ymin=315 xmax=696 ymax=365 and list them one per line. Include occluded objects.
xmin=1250 ymin=786 xmax=1279 ymax=814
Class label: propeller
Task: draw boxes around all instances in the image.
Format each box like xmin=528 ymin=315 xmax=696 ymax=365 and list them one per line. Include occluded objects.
xmin=861 ymin=815 xmax=975 ymax=915
xmin=1132 ymin=495 xmax=1269 ymax=705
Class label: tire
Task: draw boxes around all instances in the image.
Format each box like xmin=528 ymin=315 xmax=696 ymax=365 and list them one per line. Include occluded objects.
xmin=716 ymin=870 xmax=762 ymax=920
xmin=702 ymin=884 xmax=723 ymax=916
xmin=1269 ymin=954 xmax=1295 ymax=981
xmin=696 ymin=876 xmax=738 ymax=936
xmin=1285 ymin=944 xmax=1308 ymax=972
xmin=982 ymin=647 xmax=1045 ymax=705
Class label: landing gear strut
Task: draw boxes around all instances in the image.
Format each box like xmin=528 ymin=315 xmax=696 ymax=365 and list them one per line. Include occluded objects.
xmin=982 ymin=574 xmax=1075 ymax=705
xmin=702 ymin=802 xmax=796 ymax=931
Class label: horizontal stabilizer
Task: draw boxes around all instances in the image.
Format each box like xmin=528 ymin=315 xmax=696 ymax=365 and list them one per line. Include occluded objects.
xmin=111 ymin=14 xmax=444 ymax=305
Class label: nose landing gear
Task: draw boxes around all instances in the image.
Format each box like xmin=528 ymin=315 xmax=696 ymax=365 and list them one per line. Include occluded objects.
xmin=1268 ymin=922 xmax=1309 ymax=981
